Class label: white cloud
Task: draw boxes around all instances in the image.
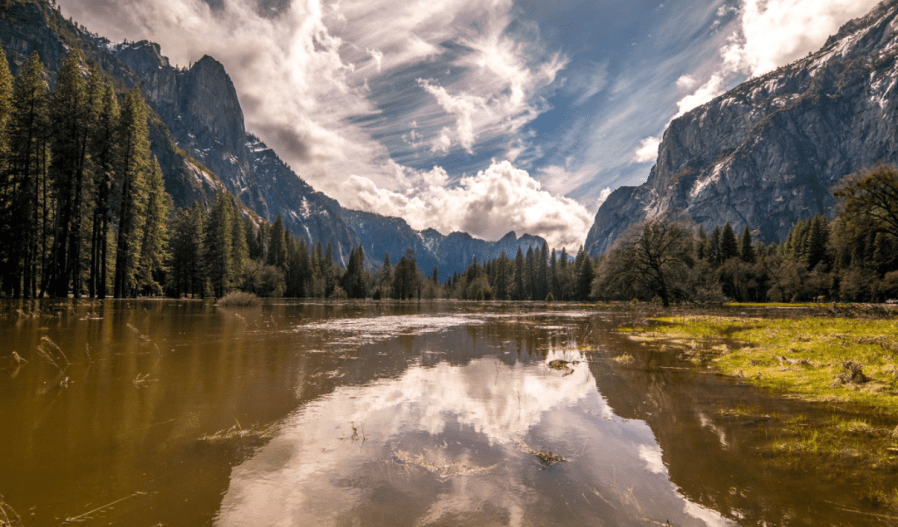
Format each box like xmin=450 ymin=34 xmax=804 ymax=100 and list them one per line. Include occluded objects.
xmin=723 ymin=0 xmax=881 ymax=77
xmin=675 ymin=74 xmax=697 ymax=90
xmin=595 ymin=187 xmax=612 ymax=210
xmin=419 ymin=80 xmax=483 ymax=152
xmin=537 ymin=164 xmax=598 ymax=199
xmin=675 ymin=73 xmax=726 ymax=117
xmin=341 ymin=160 xmax=594 ymax=250
xmin=633 ymin=136 xmax=662 ymax=164
xmin=366 ymin=47 xmax=384 ymax=72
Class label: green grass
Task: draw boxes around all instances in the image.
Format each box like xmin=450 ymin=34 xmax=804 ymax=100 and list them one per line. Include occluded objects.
xmin=621 ymin=315 xmax=898 ymax=410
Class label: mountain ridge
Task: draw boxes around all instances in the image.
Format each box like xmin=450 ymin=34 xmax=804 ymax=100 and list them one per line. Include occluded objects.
xmin=585 ymin=0 xmax=898 ymax=255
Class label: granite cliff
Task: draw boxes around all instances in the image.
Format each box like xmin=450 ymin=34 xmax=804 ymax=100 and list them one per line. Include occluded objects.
xmin=586 ymin=0 xmax=898 ymax=255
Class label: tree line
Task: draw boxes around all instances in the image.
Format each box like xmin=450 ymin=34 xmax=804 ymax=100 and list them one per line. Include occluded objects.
xmin=440 ymin=244 xmax=595 ymax=301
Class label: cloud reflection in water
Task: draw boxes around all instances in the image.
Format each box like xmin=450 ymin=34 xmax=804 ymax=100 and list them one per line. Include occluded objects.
xmin=217 ymin=337 xmax=732 ymax=526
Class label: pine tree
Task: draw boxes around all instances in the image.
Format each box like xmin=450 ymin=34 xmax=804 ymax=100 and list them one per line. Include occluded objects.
xmin=575 ymin=250 xmax=595 ymax=301
xmin=705 ymin=227 xmax=722 ymax=267
xmin=739 ymin=225 xmax=755 ymax=264
xmin=322 ymin=242 xmax=337 ymax=297
xmin=341 ymin=246 xmax=368 ymax=298
xmin=267 ymin=215 xmax=286 ymax=270
xmin=0 ymin=43 xmax=12 ymax=294
xmin=204 ymin=192 xmax=236 ymax=298
xmin=376 ymin=252 xmax=392 ymax=298
xmin=492 ymin=252 xmax=511 ymax=300
xmin=524 ymin=246 xmax=536 ymax=300
xmin=720 ymin=223 xmax=739 ymax=262
xmin=245 ymin=217 xmax=261 ymax=261
xmin=48 ymin=50 xmax=94 ymax=297
xmin=136 ymin=158 xmax=171 ymax=295
xmin=284 ymin=235 xmax=308 ymax=297
xmin=696 ymin=225 xmax=707 ymax=260
xmin=537 ymin=242 xmax=549 ymax=300
xmin=0 ymin=42 xmax=12 ymax=157
xmin=512 ymin=247 xmax=524 ymax=300
xmin=804 ymin=215 xmax=829 ymax=270
xmin=392 ymin=249 xmax=420 ymax=300
xmin=88 ymin=82 xmax=119 ymax=298
xmin=549 ymin=249 xmax=559 ymax=299
xmin=231 ymin=206 xmax=248 ymax=280
xmin=4 ymin=53 xmax=49 ymax=298
xmin=168 ymin=202 xmax=206 ymax=297
xmin=113 ymin=88 xmax=150 ymax=297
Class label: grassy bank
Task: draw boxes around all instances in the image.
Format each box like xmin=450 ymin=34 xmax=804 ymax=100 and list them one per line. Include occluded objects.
xmin=620 ymin=313 xmax=898 ymax=509
xmin=621 ymin=315 xmax=898 ymax=409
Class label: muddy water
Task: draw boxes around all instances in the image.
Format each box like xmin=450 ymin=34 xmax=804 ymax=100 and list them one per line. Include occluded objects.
xmin=0 ymin=301 xmax=893 ymax=526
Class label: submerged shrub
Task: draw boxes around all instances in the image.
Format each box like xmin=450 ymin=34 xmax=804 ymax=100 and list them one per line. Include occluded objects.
xmin=218 ymin=291 xmax=261 ymax=307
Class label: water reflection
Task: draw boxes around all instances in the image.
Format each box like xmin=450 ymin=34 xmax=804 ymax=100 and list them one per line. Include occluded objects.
xmin=218 ymin=318 xmax=730 ymax=527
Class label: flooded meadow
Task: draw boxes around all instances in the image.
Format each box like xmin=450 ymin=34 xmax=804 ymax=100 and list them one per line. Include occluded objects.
xmin=1 ymin=301 xmax=897 ymax=526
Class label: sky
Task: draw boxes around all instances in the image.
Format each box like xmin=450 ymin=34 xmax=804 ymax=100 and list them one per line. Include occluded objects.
xmin=57 ymin=0 xmax=882 ymax=249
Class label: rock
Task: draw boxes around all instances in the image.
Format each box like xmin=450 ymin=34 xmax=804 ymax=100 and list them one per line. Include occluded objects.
xmin=587 ymin=0 xmax=898 ymax=255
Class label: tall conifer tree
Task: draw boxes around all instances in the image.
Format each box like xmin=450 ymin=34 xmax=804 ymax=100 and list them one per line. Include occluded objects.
xmin=49 ymin=50 xmax=93 ymax=297
xmin=5 ymin=53 xmax=48 ymax=298
xmin=89 ymin=83 xmax=119 ymax=297
xmin=113 ymin=88 xmax=151 ymax=297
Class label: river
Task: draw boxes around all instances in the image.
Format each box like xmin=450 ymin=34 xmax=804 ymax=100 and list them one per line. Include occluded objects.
xmin=0 ymin=301 xmax=892 ymax=525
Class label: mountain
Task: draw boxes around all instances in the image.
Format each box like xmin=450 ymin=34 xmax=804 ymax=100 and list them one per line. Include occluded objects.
xmin=343 ymin=209 xmax=547 ymax=278
xmin=585 ymin=0 xmax=898 ymax=255
xmin=0 ymin=0 xmax=545 ymax=274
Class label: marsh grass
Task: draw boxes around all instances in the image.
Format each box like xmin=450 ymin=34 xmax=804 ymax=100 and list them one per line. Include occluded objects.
xmin=391 ymin=449 xmax=497 ymax=478
xmin=621 ymin=316 xmax=898 ymax=411
xmin=612 ymin=353 xmax=635 ymax=365
xmin=0 ymin=494 xmax=22 ymax=527
xmin=217 ymin=292 xmax=261 ymax=307
xmin=199 ymin=420 xmax=276 ymax=444
xmin=513 ymin=438 xmax=566 ymax=467
xmin=36 ymin=336 xmax=69 ymax=375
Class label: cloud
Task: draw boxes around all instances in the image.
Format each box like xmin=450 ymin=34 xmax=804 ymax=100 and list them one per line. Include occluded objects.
xmin=341 ymin=160 xmax=594 ymax=250
xmin=595 ymin=187 xmax=612 ymax=209
xmin=366 ymin=47 xmax=384 ymax=72
xmin=674 ymin=73 xmax=726 ymax=117
xmin=675 ymin=74 xmax=697 ymax=90
xmin=722 ymin=0 xmax=881 ymax=77
xmin=537 ymin=164 xmax=598 ymax=200
xmin=633 ymin=136 xmax=662 ymax=164
xmin=57 ymin=0 xmax=565 ymax=201
xmin=419 ymin=80 xmax=483 ymax=152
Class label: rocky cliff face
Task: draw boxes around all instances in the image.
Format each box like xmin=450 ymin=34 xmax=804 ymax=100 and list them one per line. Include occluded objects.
xmin=114 ymin=40 xmax=362 ymax=264
xmin=586 ymin=0 xmax=898 ymax=255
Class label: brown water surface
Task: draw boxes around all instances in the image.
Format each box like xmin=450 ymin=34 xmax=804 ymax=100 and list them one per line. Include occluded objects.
xmin=0 ymin=301 xmax=894 ymax=526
